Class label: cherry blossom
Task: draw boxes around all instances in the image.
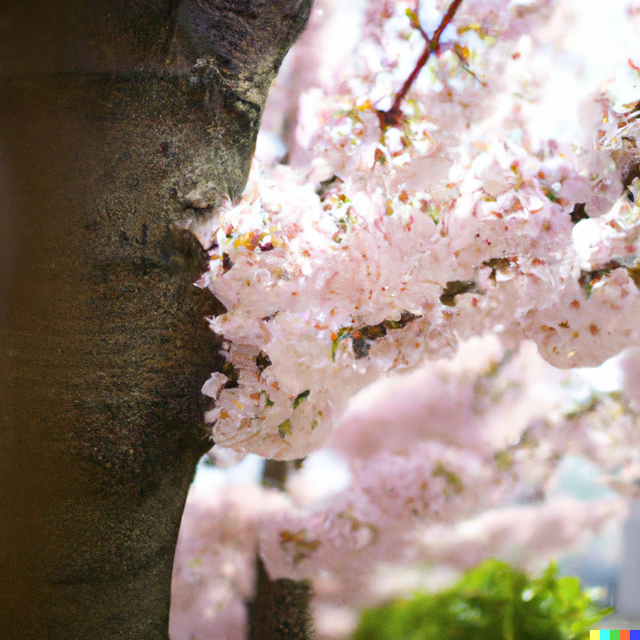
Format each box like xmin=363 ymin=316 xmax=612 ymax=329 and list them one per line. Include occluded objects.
xmin=171 ymin=0 xmax=640 ymax=637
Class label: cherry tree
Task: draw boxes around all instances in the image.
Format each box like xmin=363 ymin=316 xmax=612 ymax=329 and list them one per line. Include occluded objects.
xmin=170 ymin=0 xmax=640 ymax=637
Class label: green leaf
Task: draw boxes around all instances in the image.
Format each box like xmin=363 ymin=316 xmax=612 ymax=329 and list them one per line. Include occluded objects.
xmin=293 ymin=389 xmax=310 ymax=409
xmin=432 ymin=461 xmax=463 ymax=495
xmin=405 ymin=7 xmax=421 ymax=30
xmin=261 ymin=390 xmax=275 ymax=407
xmin=278 ymin=419 xmax=292 ymax=439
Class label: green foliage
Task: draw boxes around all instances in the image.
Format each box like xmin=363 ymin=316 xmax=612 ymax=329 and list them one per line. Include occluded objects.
xmin=293 ymin=390 xmax=311 ymax=409
xmin=278 ymin=419 xmax=292 ymax=439
xmin=352 ymin=560 xmax=612 ymax=640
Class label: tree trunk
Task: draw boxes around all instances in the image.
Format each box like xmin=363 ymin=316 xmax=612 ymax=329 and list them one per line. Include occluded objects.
xmin=248 ymin=460 xmax=314 ymax=640
xmin=0 ymin=2 xmax=311 ymax=638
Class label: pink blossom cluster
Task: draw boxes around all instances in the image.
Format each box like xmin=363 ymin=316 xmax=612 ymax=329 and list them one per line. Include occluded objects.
xmin=170 ymin=483 xmax=290 ymax=640
xmin=259 ymin=444 xmax=498 ymax=587
xmin=171 ymin=0 xmax=640 ymax=636
xmin=193 ymin=0 xmax=638 ymax=458
xmin=170 ymin=339 xmax=628 ymax=638
xmin=417 ymin=497 xmax=625 ymax=571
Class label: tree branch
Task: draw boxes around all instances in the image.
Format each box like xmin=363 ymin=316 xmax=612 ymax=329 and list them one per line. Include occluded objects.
xmin=377 ymin=0 xmax=464 ymax=129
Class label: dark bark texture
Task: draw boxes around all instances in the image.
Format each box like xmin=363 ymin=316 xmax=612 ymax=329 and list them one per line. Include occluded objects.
xmin=248 ymin=557 xmax=314 ymax=640
xmin=0 ymin=1 xmax=311 ymax=638
xmin=247 ymin=459 xmax=314 ymax=640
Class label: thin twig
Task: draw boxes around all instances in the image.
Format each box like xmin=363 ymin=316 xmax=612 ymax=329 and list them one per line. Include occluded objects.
xmin=377 ymin=0 xmax=465 ymax=129
xmin=454 ymin=47 xmax=487 ymax=86
xmin=410 ymin=1 xmax=431 ymax=41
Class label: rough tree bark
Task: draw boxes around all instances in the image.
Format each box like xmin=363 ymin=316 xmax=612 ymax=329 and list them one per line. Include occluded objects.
xmin=246 ymin=460 xmax=314 ymax=639
xmin=0 ymin=1 xmax=312 ymax=638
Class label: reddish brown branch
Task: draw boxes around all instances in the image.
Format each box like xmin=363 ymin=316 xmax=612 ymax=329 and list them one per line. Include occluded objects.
xmin=432 ymin=0 xmax=465 ymax=44
xmin=407 ymin=3 xmax=430 ymax=41
xmin=377 ymin=0 xmax=465 ymax=130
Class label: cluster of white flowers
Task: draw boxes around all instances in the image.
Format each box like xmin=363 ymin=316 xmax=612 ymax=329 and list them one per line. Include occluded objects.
xmin=171 ymin=0 xmax=640 ymax=637
xmin=192 ymin=0 xmax=639 ymax=459
xmin=171 ymin=336 xmax=628 ymax=639
xmin=417 ymin=496 xmax=625 ymax=571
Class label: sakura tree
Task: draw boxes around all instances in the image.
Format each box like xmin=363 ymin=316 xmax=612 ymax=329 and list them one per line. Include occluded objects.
xmin=171 ymin=0 xmax=640 ymax=637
